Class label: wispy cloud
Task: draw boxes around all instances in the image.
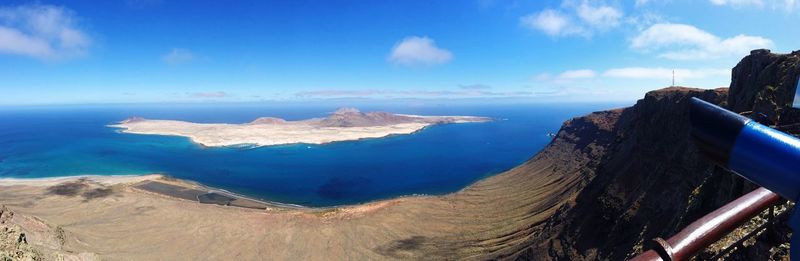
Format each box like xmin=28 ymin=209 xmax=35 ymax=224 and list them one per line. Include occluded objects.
xmin=538 ymin=67 xmax=728 ymax=84
xmin=189 ymin=91 xmax=227 ymax=98
xmin=709 ymin=0 xmax=762 ymax=6
xmin=603 ymin=67 xmax=729 ymax=81
xmin=296 ymin=90 xmax=386 ymax=98
xmin=0 ymin=4 xmax=90 ymax=61
xmin=459 ymin=84 xmax=492 ymax=90
xmin=535 ymin=69 xmax=597 ymax=83
xmin=631 ymin=23 xmax=773 ymax=60
xmin=558 ymin=69 xmax=597 ymax=79
xmin=296 ymin=89 xmax=531 ymax=99
xmin=709 ymin=0 xmax=798 ymax=11
xmin=520 ymin=0 xmax=623 ymax=38
xmin=573 ymin=0 xmax=623 ymax=30
xmin=520 ymin=9 xmax=583 ymax=37
xmin=388 ymin=36 xmax=453 ymax=66
xmin=162 ymin=48 xmax=194 ymax=65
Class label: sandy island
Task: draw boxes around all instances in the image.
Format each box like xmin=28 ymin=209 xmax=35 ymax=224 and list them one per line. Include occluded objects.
xmin=108 ymin=108 xmax=491 ymax=147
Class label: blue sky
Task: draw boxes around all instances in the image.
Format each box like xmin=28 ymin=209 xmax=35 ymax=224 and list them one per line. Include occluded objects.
xmin=0 ymin=0 xmax=798 ymax=105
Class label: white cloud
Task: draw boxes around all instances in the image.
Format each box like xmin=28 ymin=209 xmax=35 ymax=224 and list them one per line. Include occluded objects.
xmin=603 ymin=67 xmax=729 ymax=81
xmin=520 ymin=1 xmax=622 ymax=37
xmin=535 ymin=69 xmax=597 ymax=83
xmin=709 ymin=0 xmax=799 ymax=11
xmin=631 ymin=23 xmax=773 ymax=60
xmin=709 ymin=0 xmax=764 ymax=7
xmin=0 ymin=4 xmax=90 ymax=60
xmin=162 ymin=48 xmax=194 ymax=65
xmin=575 ymin=1 xmax=623 ymax=29
xmin=520 ymin=9 xmax=583 ymax=37
xmin=387 ymin=36 xmax=452 ymax=66
xmin=538 ymin=67 xmax=728 ymax=86
xmin=558 ymin=69 xmax=597 ymax=79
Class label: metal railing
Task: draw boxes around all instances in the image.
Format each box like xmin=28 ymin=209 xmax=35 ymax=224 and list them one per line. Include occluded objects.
xmin=630 ymin=187 xmax=784 ymax=261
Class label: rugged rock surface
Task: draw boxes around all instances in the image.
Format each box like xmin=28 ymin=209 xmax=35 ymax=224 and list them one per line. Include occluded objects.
xmin=729 ymin=49 xmax=800 ymax=123
xmin=511 ymin=50 xmax=800 ymax=260
xmin=320 ymin=108 xmax=417 ymax=127
xmin=0 ymin=205 xmax=100 ymax=261
xmin=319 ymin=107 xmax=473 ymax=127
xmin=0 ymin=205 xmax=41 ymax=261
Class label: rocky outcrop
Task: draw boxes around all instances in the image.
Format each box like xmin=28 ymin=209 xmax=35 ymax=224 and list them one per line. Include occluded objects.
xmin=534 ymin=87 xmax=745 ymax=260
xmin=728 ymin=49 xmax=800 ymax=122
xmin=0 ymin=206 xmax=41 ymax=261
xmin=507 ymin=50 xmax=800 ymax=260
xmin=0 ymin=205 xmax=101 ymax=261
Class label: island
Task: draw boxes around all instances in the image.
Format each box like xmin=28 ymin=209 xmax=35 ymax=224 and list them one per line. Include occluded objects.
xmin=109 ymin=108 xmax=492 ymax=147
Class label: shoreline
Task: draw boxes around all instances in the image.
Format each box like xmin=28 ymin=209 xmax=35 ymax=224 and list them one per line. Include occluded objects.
xmin=108 ymin=123 xmax=438 ymax=150
xmin=0 ymin=174 xmax=306 ymax=210
xmin=0 ymin=174 xmax=162 ymax=187
xmin=109 ymin=110 xmax=492 ymax=148
xmin=0 ymin=173 xmax=429 ymax=210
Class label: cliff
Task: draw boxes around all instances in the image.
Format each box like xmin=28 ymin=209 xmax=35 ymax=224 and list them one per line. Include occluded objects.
xmin=511 ymin=49 xmax=800 ymax=260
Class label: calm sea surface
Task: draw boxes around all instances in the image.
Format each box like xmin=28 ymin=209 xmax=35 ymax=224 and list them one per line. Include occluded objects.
xmin=0 ymin=103 xmax=618 ymax=207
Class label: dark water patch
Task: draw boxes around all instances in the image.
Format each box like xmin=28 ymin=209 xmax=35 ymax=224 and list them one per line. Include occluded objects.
xmin=317 ymin=176 xmax=372 ymax=200
xmin=97 ymin=149 xmax=119 ymax=157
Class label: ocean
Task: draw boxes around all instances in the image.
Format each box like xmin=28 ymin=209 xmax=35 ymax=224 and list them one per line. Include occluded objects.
xmin=0 ymin=103 xmax=618 ymax=207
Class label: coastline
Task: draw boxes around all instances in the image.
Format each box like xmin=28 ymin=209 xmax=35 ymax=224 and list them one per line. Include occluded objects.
xmin=0 ymin=173 xmax=442 ymax=210
xmin=108 ymin=111 xmax=492 ymax=148
xmin=0 ymin=174 xmax=309 ymax=210
xmin=0 ymin=174 xmax=162 ymax=187
xmin=108 ymin=122 xmax=438 ymax=149
xmin=109 ymin=122 xmax=435 ymax=148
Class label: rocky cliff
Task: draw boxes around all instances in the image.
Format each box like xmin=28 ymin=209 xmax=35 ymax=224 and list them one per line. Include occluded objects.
xmin=0 ymin=206 xmax=41 ymax=261
xmin=508 ymin=49 xmax=800 ymax=260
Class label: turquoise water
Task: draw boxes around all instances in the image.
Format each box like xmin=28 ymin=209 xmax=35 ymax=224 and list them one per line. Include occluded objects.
xmin=0 ymin=103 xmax=614 ymax=207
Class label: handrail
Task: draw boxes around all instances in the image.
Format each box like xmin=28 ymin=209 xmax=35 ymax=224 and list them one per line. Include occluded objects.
xmin=707 ymin=205 xmax=786 ymax=260
xmin=630 ymin=187 xmax=782 ymax=261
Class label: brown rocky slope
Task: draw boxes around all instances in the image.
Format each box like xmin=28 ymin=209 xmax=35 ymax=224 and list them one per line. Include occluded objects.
xmin=518 ymin=49 xmax=800 ymax=260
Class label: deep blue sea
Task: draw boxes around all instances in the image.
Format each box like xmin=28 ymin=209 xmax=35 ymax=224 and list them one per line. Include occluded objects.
xmin=0 ymin=103 xmax=618 ymax=207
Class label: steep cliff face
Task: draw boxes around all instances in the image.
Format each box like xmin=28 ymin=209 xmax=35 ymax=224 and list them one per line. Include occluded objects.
xmin=538 ymin=87 xmax=747 ymax=260
xmin=516 ymin=50 xmax=800 ymax=260
xmin=729 ymin=49 xmax=800 ymax=119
